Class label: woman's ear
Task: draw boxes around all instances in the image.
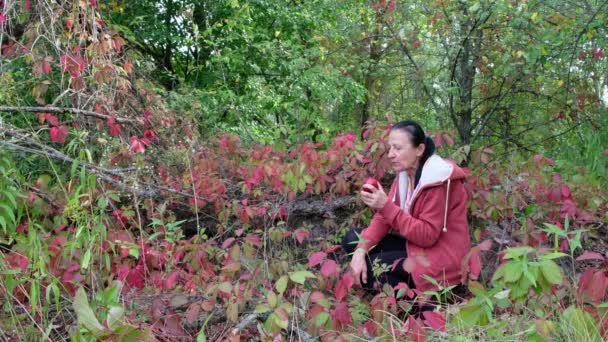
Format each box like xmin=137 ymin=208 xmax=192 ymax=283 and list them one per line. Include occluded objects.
xmin=416 ymin=143 xmax=425 ymax=158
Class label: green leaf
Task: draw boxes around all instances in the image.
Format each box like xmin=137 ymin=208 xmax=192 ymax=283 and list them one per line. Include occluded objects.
xmin=314 ymin=311 xmax=330 ymax=327
xmin=504 ymin=247 xmax=533 ymax=260
xmin=542 ymin=252 xmax=568 ymax=260
xmin=73 ymin=287 xmax=105 ymax=337
xmin=540 ymin=260 xmax=562 ymax=285
xmin=107 ymin=306 xmax=125 ymax=331
xmin=81 ymin=249 xmax=92 ymax=270
xmin=275 ymin=275 xmax=288 ymax=295
xmin=455 ymin=303 xmax=486 ymax=327
xmin=503 ymin=262 xmax=523 ymax=283
xmin=288 ymin=270 xmax=315 ymax=285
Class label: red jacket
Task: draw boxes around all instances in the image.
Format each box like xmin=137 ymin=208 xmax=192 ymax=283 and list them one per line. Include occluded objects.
xmin=358 ymin=155 xmax=470 ymax=292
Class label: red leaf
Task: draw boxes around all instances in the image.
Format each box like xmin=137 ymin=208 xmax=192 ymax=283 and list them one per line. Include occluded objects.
xmin=308 ymin=251 xmax=327 ymax=267
xmin=129 ymin=136 xmax=145 ymax=153
xmin=407 ymin=317 xmax=427 ymax=342
xmin=330 ymin=302 xmax=352 ymax=327
xmin=411 ymin=40 xmax=421 ymax=49
xmin=576 ymin=251 xmax=606 ymax=262
xmin=468 ymin=251 xmax=482 ymax=280
xmin=325 ymin=244 xmax=341 ymax=253
xmin=423 ymin=311 xmax=446 ymax=332
xmin=320 ymin=259 xmax=338 ymax=278
xmin=561 ymin=185 xmax=571 ymax=199
xmin=222 ymin=237 xmax=236 ymax=249
xmin=579 ymin=268 xmax=608 ymax=303
xmin=108 ymin=123 xmax=122 ymax=136
xmin=334 ymin=278 xmax=347 ymax=302
xmin=310 ymin=291 xmax=326 ymax=303
xmin=66 ymin=19 xmax=73 ymax=30
xmin=294 ymin=229 xmax=310 ymax=244
xmin=165 ymin=271 xmax=179 ymax=289
xmin=50 ymin=125 xmax=68 ymax=144
xmin=0 ymin=14 xmax=6 ymax=24
xmin=125 ymin=268 xmax=144 ymax=289
xmin=144 ymin=129 xmax=155 ymax=140
xmin=593 ymin=47 xmax=604 ymax=59
xmin=43 ymin=113 xmax=59 ymax=126
xmin=341 ymin=273 xmax=354 ymax=289
xmin=89 ymin=0 xmax=97 ymax=7
xmin=41 ymin=60 xmax=51 ymax=75
xmin=433 ymin=135 xmax=443 ymax=148
xmin=244 ymin=234 xmax=262 ymax=247
xmin=185 ymin=303 xmax=201 ymax=324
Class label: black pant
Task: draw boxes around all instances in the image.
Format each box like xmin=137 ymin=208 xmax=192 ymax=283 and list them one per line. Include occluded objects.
xmin=342 ymin=228 xmax=415 ymax=291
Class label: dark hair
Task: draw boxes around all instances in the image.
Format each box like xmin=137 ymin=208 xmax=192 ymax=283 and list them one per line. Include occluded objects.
xmin=391 ymin=120 xmax=436 ymax=187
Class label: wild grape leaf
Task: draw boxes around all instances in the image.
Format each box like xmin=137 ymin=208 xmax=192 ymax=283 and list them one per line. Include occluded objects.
xmin=423 ymin=310 xmax=446 ymax=332
xmin=308 ymin=251 xmax=326 ymax=268
xmin=41 ymin=60 xmax=51 ymax=75
xmin=50 ymin=125 xmax=68 ymax=144
xmin=334 ymin=278 xmax=347 ymax=302
xmin=576 ymin=251 xmax=605 ymax=262
xmin=330 ymin=302 xmax=352 ymax=327
xmin=469 ymin=251 xmax=482 ymax=280
xmin=165 ymin=271 xmax=179 ymax=289
xmin=320 ymin=259 xmax=338 ymax=278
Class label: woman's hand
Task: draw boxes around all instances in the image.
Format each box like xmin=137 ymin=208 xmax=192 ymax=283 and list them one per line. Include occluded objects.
xmin=349 ymin=248 xmax=368 ymax=286
xmin=361 ymin=183 xmax=388 ymax=209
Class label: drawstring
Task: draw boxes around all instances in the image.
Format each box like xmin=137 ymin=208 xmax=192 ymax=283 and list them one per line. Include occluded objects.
xmin=442 ymin=179 xmax=451 ymax=233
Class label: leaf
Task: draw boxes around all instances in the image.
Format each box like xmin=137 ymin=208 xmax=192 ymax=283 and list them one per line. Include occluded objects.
xmin=576 ymin=251 xmax=605 ymax=262
xmin=314 ymin=311 xmax=330 ymax=327
xmin=422 ymin=311 xmax=446 ymax=332
xmin=73 ymin=287 xmax=105 ymax=336
xmin=308 ymin=251 xmax=326 ymax=267
xmin=275 ymin=275 xmax=288 ymax=295
xmin=129 ymin=136 xmax=145 ymax=154
xmin=330 ymin=302 xmax=352 ymax=327
xmin=50 ymin=125 xmax=69 ymax=144
xmin=503 ymin=262 xmax=523 ymax=283
xmin=294 ymin=229 xmax=310 ymax=244
xmin=81 ymin=249 xmax=91 ymax=270
xmin=334 ymin=278 xmax=347 ymax=302
xmin=468 ymin=251 xmax=482 ymax=280
xmin=542 ymin=252 xmax=568 ymax=260
xmin=41 ymin=60 xmax=51 ymax=75
xmin=320 ymin=259 xmax=338 ymax=278
xmin=540 ymin=260 xmax=563 ymax=285
xmin=288 ymin=270 xmax=316 ymax=284
xmin=107 ymin=306 xmax=124 ymax=330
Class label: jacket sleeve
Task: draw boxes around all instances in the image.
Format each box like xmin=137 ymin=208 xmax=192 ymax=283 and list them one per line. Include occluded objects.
xmin=377 ymin=184 xmax=446 ymax=248
xmin=356 ymin=212 xmax=391 ymax=251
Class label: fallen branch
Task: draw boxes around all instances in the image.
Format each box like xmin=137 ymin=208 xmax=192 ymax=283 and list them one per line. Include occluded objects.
xmin=229 ymin=311 xmax=317 ymax=342
xmin=0 ymin=106 xmax=140 ymax=124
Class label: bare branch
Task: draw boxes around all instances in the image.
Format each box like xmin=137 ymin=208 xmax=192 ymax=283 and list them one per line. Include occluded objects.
xmin=0 ymin=106 xmax=140 ymax=124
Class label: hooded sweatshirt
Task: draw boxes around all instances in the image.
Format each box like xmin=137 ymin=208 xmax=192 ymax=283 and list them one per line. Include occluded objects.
xmin=357 ymin=155 xmax=470 ymax=292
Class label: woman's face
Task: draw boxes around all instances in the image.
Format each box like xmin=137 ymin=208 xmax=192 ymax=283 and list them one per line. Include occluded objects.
xmin=387 ymin=129 xmax=425 ymax=174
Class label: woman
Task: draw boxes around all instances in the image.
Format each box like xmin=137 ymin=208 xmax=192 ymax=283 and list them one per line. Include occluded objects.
xmin=343 ymin=120 xmax=470 ymax=293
